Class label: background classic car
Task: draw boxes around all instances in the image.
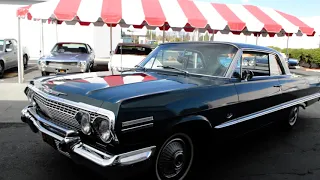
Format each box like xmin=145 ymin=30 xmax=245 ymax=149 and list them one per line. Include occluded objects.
xmin=108 ymin=43 xmax=154 ymax=72
xmin=21 ymin=42 xmax=320 ymax=180
xmin=0 ymin=38 xmax=30 ymax=78
xmin=38 ymin=42 xmax=95 ymax=76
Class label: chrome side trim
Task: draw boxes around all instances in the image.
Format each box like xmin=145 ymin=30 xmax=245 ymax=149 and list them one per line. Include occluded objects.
xmin=21 ymin=106 xmax=156 ymax=167
xmin=215 ymin=93 xmax=320 ymax=129
xmin=122 ymin=116 xmax=154 ymax=127
xmin=122 ymin=123 xmax=154 ymax=132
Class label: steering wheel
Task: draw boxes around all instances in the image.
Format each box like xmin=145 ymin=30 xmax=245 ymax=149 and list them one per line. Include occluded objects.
xmin=242 ymin=69 xmax=254 ymax=81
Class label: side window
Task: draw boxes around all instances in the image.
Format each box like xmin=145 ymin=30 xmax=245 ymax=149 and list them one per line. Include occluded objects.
xmin=87 ymin=44 xmax=92 ymax=53
xmin=12 ymin=40 xmax=17 ymax=49
xmin=269 ymin=54 xmax=283 ymax=75
xmin=5 ymin=40 xmax=13 ymax=50
xmin=241 ymin=52 xmax=270 ymax=77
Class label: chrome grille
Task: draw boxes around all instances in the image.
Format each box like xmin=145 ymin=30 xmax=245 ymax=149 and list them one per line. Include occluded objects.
xmin=48 ymin=61 xmax=78 ymax=66
xmin=30 ymin=89 xmax=105 ymax=131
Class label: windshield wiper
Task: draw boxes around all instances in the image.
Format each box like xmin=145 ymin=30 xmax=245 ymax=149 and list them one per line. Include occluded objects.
xmin=157 ymin=65 xmax=189 ymax=75
xmin=118 ymin=65 xmax=146 ymax=73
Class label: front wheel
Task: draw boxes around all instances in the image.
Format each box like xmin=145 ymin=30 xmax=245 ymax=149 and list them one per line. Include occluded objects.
xmin=155 ymin=133 xmax=194 ymax=180
xmin=282 ymin=106 xmax=299 ymax=129
xmin=0 ymin=62 xmax=4 ymax=79
xmin=23 ymin=55 xmax=28 ymax=69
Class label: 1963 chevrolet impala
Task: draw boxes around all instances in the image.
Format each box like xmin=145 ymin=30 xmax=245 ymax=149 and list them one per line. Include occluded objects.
xmin=21 ymin=42 xmax=320 ymax=180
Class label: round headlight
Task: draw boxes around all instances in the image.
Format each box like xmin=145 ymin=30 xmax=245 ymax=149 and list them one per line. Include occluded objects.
xmin=75 ymin=111 xmax=91 ymax=135
xmin=93 ymin=117 xmax=112 ymax=143
xmin=99 ymin=121 xmax=111 ymax=142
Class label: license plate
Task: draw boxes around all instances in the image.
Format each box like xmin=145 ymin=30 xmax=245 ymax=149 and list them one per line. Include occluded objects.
xmin=58 ymin=69 xmax=66 ymax=73
xmin=42 ymin=133 xmax=57 ymax=149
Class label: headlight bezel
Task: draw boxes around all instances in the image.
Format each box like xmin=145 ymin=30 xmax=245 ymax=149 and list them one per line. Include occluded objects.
xmin=92 ymin=116 xmax=113 ymax=143
xmin=74 ymin=109 xmax=116 ymax=144
xmin=75 ymin=111 xmax=92 ymax=135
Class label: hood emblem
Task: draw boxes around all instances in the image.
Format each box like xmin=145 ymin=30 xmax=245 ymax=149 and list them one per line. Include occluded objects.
xmin=42 ymin=85 xmax=67 ymax=96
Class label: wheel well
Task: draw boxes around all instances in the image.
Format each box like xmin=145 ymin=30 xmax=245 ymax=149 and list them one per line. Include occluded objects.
xmin=297 ymin=103 xmax=306 ymax=109
xmin=171 ymin=120 xmax=212 ymax=140
xmin=0 ymin=60 xmax=4 ymax=67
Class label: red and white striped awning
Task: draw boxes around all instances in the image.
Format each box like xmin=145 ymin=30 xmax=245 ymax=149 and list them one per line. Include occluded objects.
xmin=16 ymin=0 xmax=315 ymax=36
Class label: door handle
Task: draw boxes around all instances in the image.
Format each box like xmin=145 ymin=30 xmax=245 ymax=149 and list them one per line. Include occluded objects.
xmin=273 ymin=85 xmax=282 ymax=87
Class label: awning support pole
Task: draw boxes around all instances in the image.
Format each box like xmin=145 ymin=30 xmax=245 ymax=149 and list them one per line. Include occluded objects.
xmin=40 ymin=20 xmax=44 ymax=57
xmin=110 ymin=24 xmax=113 ymax=56
xmin=212 ymin=33 xmax=215 ymax=41
xmin=55 ymin=20 xmax=58 ymax=42
xmin=194 ymin=28 xmax=199 ymax=41
xmin=286 ymin=35 xmax=290 ymax=58
xmin=255 ymin=34 xmax=259 ymax=45
xmin=17 ymin=17 xmax=23 ymax=83
xmin=162 ymin=26 xmax=165 ymax=43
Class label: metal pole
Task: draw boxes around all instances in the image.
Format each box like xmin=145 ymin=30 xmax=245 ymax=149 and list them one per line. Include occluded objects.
xmin=202 ymin=33 xmax=205 ymax=41
xmin=110 ymin=25 xmax=113 ymax=56
xmin=255 ymin=34 xmax=259 ymax=45
xmin=150 ymin=30 xmax=153 ymax=40
xmin=40 ymin=20 xmax=44 ymax=56
xmin=212 ymin=33 xmax=215 ymax=41
xmin=55 ymin=20 xmax=58 ymax=42
xmin=17 ymin=17 xmax=23 ymax=83
xmin=162 ymin=26 xmax=165 ymax=43
xmin=194 ymin=29 xmax=199 ymax=41
xmin=286 ymin=35 xmax=289 ymax=58
xmin=245 ymin=35 xmax=248 ymax=43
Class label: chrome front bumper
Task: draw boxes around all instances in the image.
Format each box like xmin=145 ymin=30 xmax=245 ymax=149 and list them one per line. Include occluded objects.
xmin=21 ymin=106 xmax=156 ymax=168
xmin=38 ymin=64 xmax=86 ymax=73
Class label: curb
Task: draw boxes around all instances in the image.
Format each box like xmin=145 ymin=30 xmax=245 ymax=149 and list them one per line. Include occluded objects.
xmin=305 ymin=68 xmax=320 ymax=72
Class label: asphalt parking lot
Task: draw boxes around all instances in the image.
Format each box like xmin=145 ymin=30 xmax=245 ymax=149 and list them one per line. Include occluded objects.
xmin=0 ymin=67 xmax=319 ymax=180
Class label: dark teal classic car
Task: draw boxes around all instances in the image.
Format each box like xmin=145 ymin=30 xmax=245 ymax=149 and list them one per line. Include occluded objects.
xmin=21 ymin=42 xmax=320 ymax=180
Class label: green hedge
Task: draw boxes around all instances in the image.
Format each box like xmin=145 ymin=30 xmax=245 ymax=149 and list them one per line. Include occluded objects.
xmin=268 ymin=46 xmax=320 ymax=64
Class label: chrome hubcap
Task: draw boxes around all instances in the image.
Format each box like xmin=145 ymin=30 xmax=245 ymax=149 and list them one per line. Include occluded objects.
xmin=156 ymin=134 xmax=193 ymax=180
xmin=289 ymin=107 xmax=298 ymax=126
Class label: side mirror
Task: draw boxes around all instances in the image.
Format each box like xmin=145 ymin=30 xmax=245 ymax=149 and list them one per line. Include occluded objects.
xmin=5 ymin=48 xmax=12 ymax=52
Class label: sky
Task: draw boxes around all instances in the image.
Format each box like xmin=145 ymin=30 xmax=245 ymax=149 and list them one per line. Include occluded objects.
xmin=199 ymin=0 xmax=320 ymax=18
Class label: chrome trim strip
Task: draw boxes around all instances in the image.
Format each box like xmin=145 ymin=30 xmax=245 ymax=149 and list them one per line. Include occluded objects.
xmin=215 ymin=93 xmax=320 ymax=129
xmin=27 ymin=84 xmax=116 ymax=130
xmin=21 ymin=106 xmax=156 ymax=167
xmin=122 ymin=116 xmax=154 ymax=127
xmin=122 ymin=123 xmax=154 ymax=132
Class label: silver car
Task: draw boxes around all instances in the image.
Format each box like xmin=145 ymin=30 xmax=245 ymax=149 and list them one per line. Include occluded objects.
xmin=0 ymin=38 xmax=30 ymax=78
xmin=38 ymin=42 xmax=95 ymax=76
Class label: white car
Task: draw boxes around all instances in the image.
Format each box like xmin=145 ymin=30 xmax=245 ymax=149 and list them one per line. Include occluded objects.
xmin=108 ymin=43 xmax=154 ymax=71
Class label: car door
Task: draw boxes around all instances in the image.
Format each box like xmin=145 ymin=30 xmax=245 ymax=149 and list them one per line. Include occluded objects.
xmin=218 ymin=50 xmax=283 ymax=135
xmin=11 ymin=40 xmax=18 ymax=68
xmin=3 ymin=40 xmax=15 ymax=69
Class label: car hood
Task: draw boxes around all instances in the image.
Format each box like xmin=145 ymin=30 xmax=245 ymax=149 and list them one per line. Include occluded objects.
xmin=41 ymin=52 xmax=89 ymax=61
xmin=35 ymin=71 xmax=204 ymax=103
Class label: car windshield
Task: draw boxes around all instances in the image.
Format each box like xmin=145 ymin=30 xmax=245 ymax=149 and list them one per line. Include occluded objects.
xmin=115 ymin=44 xmax=152 ymax=56
xmin=51 ymin=43 xmax=88 ymax=54
xmin=139 ymin=43 xmax=238 ymax=77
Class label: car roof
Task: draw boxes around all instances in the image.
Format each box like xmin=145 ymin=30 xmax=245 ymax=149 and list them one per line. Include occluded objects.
xmin=56 ymin=42 xmax=86 ymax=44
xmin=117 ymin=43 xmax=152 ymax=48
xmin=158 ymin=41 xmax=278 ymax=54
